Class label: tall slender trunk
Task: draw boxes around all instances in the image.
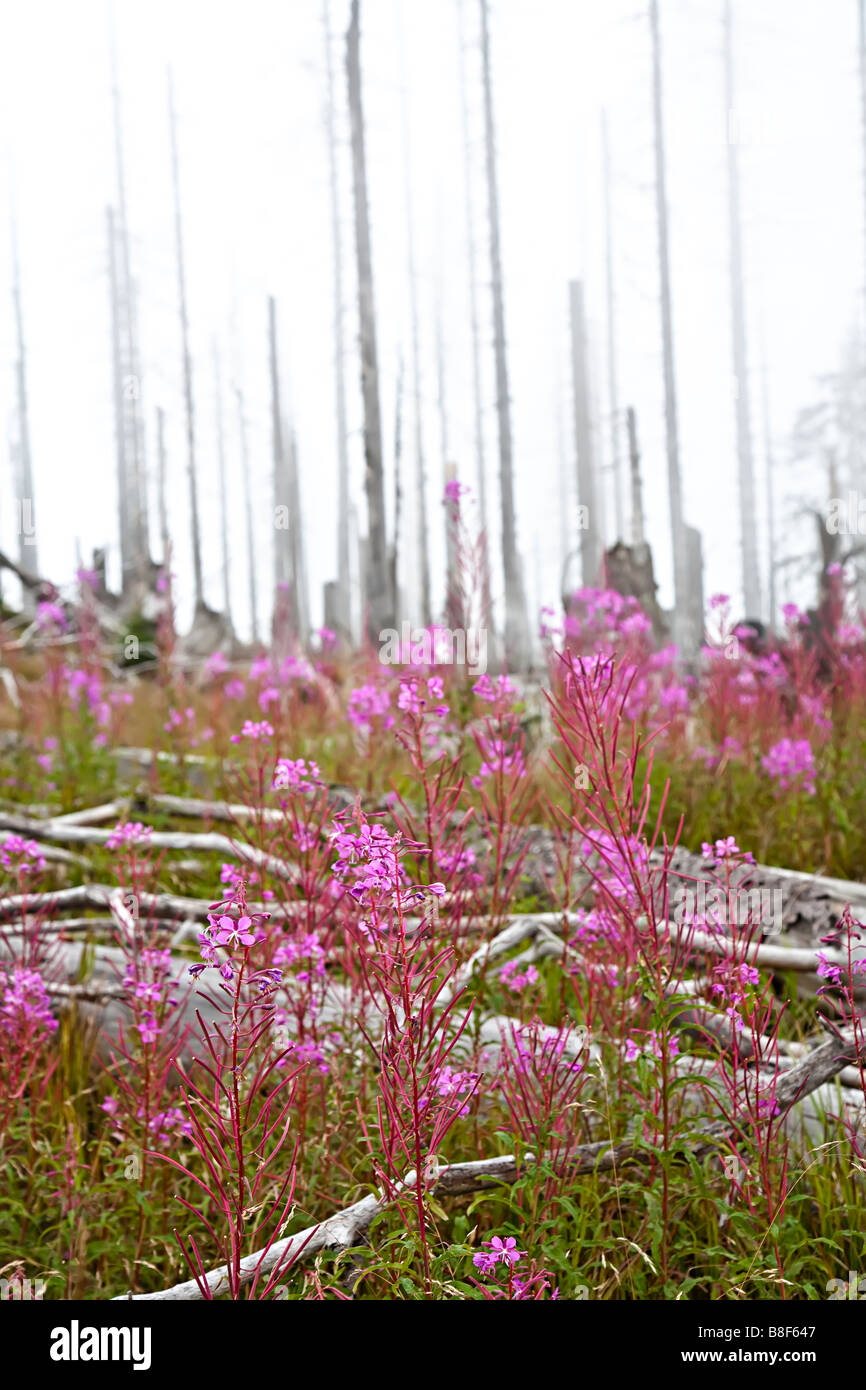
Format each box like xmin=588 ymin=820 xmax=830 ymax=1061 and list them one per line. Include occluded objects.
xmin=391 ymin=354 xmax=404 ymax=619
xmin=601 ymin=111 xmax=624 ymax=541
xmin=11 ymin=208 xmax=38 ymax=593
xmin=111 ymin=24 xmax=149 ymax=583
xmin=435 ymin=283 xmax=459 ymax=621
xmin=457 ymin=0 xmax=492 ymax=625
xmin=168 ymin=70 xmax=203 ymax=610
xmin=569 ymin=280 xmax=600 ymax=587
xmin=479 ymin=0 xmax=530 ymax=668
xmin=649 ymin=0 xmax=687 ymax=636
xmin=269 ymin=297 xmax=291 ymax=603
xmin=107 ymin=205 xmax=131 ymax=594
xmin=287 ymin=423 xmax=310 ymax=645
xmin=323 ymin=0 xmax=351 ymax=634
xmin=346 ymin=0 xmax=392 ymax=640
xmin=156 ymin=405 xmax=170 ymax=565
xmin=724 ymin=0 xmax=760 ymax=617
xmin=235 ymin=385 xmax=260 ymax=643
xmin=398 ymin=27 xmax=431 ymax=630
xmin=213 ymin=343 xmax=232 ymax=627
xmin=761 ymin=355 xmax=776 ymax=631
xmin=628 ymin=406 xmax=646 ymax=547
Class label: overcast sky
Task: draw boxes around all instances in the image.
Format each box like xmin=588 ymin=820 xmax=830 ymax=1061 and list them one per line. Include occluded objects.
xmin=0 ymin=0 xmax=861 ymax=638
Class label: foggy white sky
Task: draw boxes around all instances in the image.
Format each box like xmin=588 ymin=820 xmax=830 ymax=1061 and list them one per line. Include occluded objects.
xmin=0 ymin=0 xmax=861 ymax=638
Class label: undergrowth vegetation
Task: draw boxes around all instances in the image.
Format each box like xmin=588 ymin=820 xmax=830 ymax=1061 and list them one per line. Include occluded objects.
xmin=1 ymin=567 xmax=865 ymax=1300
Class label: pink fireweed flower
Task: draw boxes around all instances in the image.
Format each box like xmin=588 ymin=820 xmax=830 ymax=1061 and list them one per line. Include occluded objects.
xmin=0 ymin=835 xmax=47 ymax=874
xmin=701 ymin=836 xmax=739 ymax=861
xmin=214 ymin=914 xmax=257 ymax=949
xmin=473 ymin=1235 xmax=525 ymax=1273
xmin=347 ymin=683 xmax=394 ymax=734
xmin=36 ymin=599 xmax=68 ymax=631
xmin=472 ymin=672 xmax=516 ymax=704
xmin=273 ymin=757 xmax=323 ymax=793
xmin=761 ymin=738 xmax=816 ymax=796
xmin=224 ymin=678 xmax=246 ymax=700
xmin=0 ymin=967 xmax=57 ymax=1037
xmin=498 ymin=960 xmax=539 ymax=994
xmin=105 ymin=821 xmax=153 ymax=851
xmin=330 ymin=812 xmax=444 ymax=912
xmin=231 ymin=719 xmax=275 ymax=744
xmin=204 ymin=651 xmax=228 ymax=679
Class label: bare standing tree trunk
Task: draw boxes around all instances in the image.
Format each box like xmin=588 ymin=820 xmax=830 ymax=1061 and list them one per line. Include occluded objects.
xmin=628 ymin=406 xmax=646 ymax=548
xmin=323 ymin=0 xmax=351 ymax=637
xmin=435 ymin=279 xmax=459 ymax=620
xmin=235 ymin=385 xmax=259 ymax=644
xmin=601 ymin=111 xmax=624 ymax=542
xmin=156 ymin=405 xmax=170 ymax=566
xmin=287 ymin=423 xmax=310 ymax=646
xmin=724 ymin=0 xmax=760 ymax=618
xmin=398 ymin=23 xmax=431 ymax=631
xmin=479 ymin=0 xmax=530 ymax=668
xmin=391 ymin=354 xmax=404 ymax=620
xmin=10 ymin=207 xmax=38 ymax=596
xmin=457 ymin=0 xmax=492 ymax=626
xmin=268 ymin=297 xmax=291 ymax=606
xmin=569 ymin=280 xmax=600 ymax=586
xmin=346 ymin=0 xmax=393 ymax=641
xmin=168 ymin=70 xmax=203 ymax=611
xmin=107 ymin=205 xmax=131 ymax=594
xmin=213 ymin=343 xmax=232 ymax=629
xmin=649 ymin=0 xmax=688 ymax=642
xmin=761 ymin=353 xmax=777 ymax=631
xmin=111 ymin=23 xmax=149 ymax=587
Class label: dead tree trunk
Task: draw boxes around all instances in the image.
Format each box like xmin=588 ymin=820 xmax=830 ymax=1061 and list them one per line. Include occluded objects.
xmin=111 ymin=27 xmax=149 ymax=588
xmin=268 ymin=298 xmax=292 ymax=617
xmin=649 ymin=0 xmax=688 ymax=640
xmin=287 ymin=424 xmax=310 ymax=646
xmin=323 ymin=0 xmax=351 ymax=637
xmin=168 ymin=71 xmax=204 ymax=611
xmin=10 ymin=209 xmax=38 ymax=599
xmin=346 ymin=0 xmax=393 ymax=642
xmin=213 ymin=343 xmax=232 ymax=630
xmin=569 ymin=280 xmax=600 ymax=587
xmin=435 ymin=283 xmax=459 ymax=621
xmin=390 ymin=353 xmax=404 ymax=621
xmin=457 ymin=0 xmax=493 ymax=625
xmin=156 ymin=405 xmax=170 ymax=566
xmin=399 ymin=43 xmax=431 ymax=631
xmin=724 ymin=0 xmax=760 ymax=618
xmin=107 ymin=205 xmax=132 ymax=595
xmin=479 ymin=0 xmax=530 ymax=668
xmin=761 ymin=353 xmax=776 ymax=631
xmin=601 ymin=111 xmax=624 ymax=542
xmin=235 ymin=385 xmax=260 ymax=644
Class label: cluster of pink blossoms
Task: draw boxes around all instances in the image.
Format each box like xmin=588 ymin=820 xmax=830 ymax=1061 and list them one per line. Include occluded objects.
xmin=0 ymin=835 xmax=47 ymax=874
xmin=106 ymin=822 xmax=153 ymax=851
xmin=272 ymin=757 xmax=322 ymax=793
xmin=231 ymin=720 xmax=274 ymax=743
xmin=347 ymin=683 xmax=393 ymax=735
xmin=397 ymin=676 xmax=448 ymax=718
xmin=190 ymin=897 xmax=278 ymax=989
xmin=471 ymin=1235 xmax=559 ymax=1299
xmin=761 ymin=738 xmax=816 ymax=796
xmin=1 ymin=967 xmax=57 ymax=1038
xmin=498 ymin=960 xmax=539 ymax=994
